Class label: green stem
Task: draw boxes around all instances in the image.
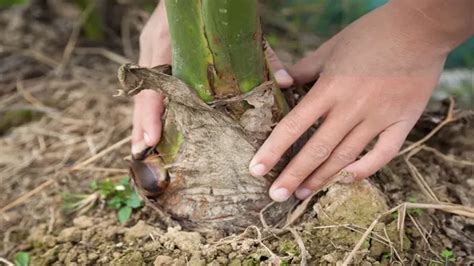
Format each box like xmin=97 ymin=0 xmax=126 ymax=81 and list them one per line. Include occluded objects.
xmin=165 ymin=0 xmax=289 ymax=114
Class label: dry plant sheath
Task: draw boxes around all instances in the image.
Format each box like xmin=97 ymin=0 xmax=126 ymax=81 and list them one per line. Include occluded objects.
xmin=119 ymin=0 xmax=295 ymax=233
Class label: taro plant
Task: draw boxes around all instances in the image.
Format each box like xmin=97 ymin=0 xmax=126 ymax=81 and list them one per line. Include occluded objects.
xmin=121 ymin=0 xmax=294 ymax=233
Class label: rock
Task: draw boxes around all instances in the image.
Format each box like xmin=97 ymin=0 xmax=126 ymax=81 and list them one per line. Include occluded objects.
xmin=229 ymin=259 xmax=242 ymax=266
xmin=314 ymin=180 xmax=388 ymax=226
xmin=303 ymin=180 xmax=388 ymax=255
xmin=73 ymin=216 xmax=94 ymax=229
xmin=111 ymin=251 xmax=144 ymax=265
xmin=124 ymin=221 xmax=157 ymax=242
xmin=28 ymin=224 xmax=47 ymax=248
xmin=165 ymin=227 xmax=203 ymax=253
xmin=58 ymin=227 xmax=82 ymax=243
xmin=144 ymin=241 xmax=162 ymax=252
xmin=189 ymin=252 xmax=206 ymax=266
xmin=154 ymin=255 xmax=174 ymax=266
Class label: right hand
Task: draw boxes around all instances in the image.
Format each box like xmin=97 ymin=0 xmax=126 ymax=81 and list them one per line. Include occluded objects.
xmin=131 ymin=2 xmax=293 ymax=158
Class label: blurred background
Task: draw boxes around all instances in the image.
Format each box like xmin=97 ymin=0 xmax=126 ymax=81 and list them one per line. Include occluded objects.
xmin=2 ymin=0 xmax=471 ymax=107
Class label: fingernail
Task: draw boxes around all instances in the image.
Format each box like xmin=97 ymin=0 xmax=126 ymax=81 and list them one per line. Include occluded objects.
xmin=249 ymin=163 xmax=267 ymax=176
xmin=144 ymin=132 xmax=151 ymax=146
xmin=270 ymin=187 xmax=290 ymax=202
xmin=338 ymin=169 xmax=356 ymax=183
xmin=295 ymin=188 xmax=312 ymax=200
xmin=132 ymin=140 xmax=148 ymax=158
xmin=274 ymin=69 xmax=293 ymax=87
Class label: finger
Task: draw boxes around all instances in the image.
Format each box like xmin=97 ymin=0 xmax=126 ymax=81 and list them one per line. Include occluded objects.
xmin=294 ymin=120 xmax=379 ymax=199
xmin=288 ymin=38 xmax=335 ymax=85
xmin=138 ymin=42 xmax=153 ymax=67
xmin=132 ymin=90 xmax=165 ymax=157
xmin=265 ymin=45 xmax=293 ymax=88
xmin=268 ymin=108 xmax=361 ymax=202
xmin=341 ymin=120 xmax=413 ymax=182
xmin=249 ymin=78 xmax=334 ymax=178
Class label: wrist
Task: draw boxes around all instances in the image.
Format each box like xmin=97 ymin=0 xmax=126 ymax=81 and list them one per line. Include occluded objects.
xmin=388 ymin=0 xmax=473 ymax=51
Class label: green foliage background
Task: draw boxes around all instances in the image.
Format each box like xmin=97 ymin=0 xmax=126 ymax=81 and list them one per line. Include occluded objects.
xmin=1 ymin=0 xmax=472 ymax=68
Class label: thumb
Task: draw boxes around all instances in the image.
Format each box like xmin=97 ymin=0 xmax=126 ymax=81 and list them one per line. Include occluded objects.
xmin=289 ymin=39 xmax=335 ymax=85
xmin=131 ymin=90 xmax=164 ymax=159
xmin=265 ymin=45 xmax=293 ymax=88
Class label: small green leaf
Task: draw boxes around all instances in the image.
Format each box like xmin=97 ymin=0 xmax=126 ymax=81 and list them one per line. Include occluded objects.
xmin=126 ymin=191 xmax=142 ymax=208
xmin=391 ymin=211 xmax=399 ymax=219
xmin=407 ymin=196 xmax=417 ymax=203
xmin=440 ymin=248 xmax=454 ymax=259
xmin=107 ymin=196 xmax=123 ymax=209
xmin=118 ymin=206 xmax=132 ymax=224
xmin=14 ymin=251 xmax=30 ymax=266
xmin=89 ymin=180 xmax=97 ymax=190
xmin=98 ymin=179 xmax=115 ymax=197
xmin=120 ymin=176 xmax=130 ymax=186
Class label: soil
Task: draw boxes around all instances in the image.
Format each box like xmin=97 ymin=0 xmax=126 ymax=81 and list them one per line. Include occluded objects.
xmin=1 ymin=2 xmax=473 ymax=266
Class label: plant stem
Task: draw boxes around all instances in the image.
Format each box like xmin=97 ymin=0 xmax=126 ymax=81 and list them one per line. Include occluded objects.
xmin=165 ymin=0 xmax=288 ymax=115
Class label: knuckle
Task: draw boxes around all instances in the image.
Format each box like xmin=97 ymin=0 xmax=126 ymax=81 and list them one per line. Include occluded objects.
xmin=285 ymin=169 xmax=307 ymax=182
xmin=279 ymin=115 xmax=304 ymax=137
xmin=333 ymin=148 xmax=358 ymax=163
xmin=306 ymin=143 xmax=330 ymax=161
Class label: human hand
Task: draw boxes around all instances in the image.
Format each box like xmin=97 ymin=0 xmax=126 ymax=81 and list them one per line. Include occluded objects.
xmin=131 ymin=2 xmax=293 ymax=158
xmin=131 ymin=2 xmax=170 ymax=158
xmin=249 ymin=1 xmax=467 ymax=201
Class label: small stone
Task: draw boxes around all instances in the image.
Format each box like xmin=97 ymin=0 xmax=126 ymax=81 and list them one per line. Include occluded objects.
xmin=154 ymin=255 xmax=174 ymax=266
xmin=112 ymin=251 xmax=144 ymax=265
xmin=173 ymin=258 xmax=186 ymax=266
xmin=216 ymin=255 xmax=229 ymax=264
xmin=221 ymin=244 xmax=233 ymax=254
xmin=58 ymin=227 xmax=82 ymax=242
xmin=28 ymin=224 xmax=47 ymax=248
xmin=144 ymin=241 xmax=162 ymax=252
xmin=88 ymin=253 xmax=99 ymax=261
xmin=165 ymin=228 xmax=203 ymax=253
xmin=73 ymin=216 xmax=94 ymax=229
xmin=125 ymin=221 xmax=157 ymax=242
xmin=189 ymin=252 xmax=206 ymax=266
xmin=229 ymin=259 xmax=242 ymax=266
xmin=43 ymin=235 xmax=57 ymax=248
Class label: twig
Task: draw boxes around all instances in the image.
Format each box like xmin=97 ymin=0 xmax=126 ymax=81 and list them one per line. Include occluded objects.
xmin=75 ymin=47 xmax=131 ymax=65
xmin=121 ymin=12 xmax=135 ymax=60
xmin=404 ymin=148 xmax=439 ymax=202
xmin=421 ymin=145 xmax=474 ymax=166
xmin=70 ymin=166 xmax=129 ymax=174
xmin=71 ymin=136 xmax=131 ymax=170
xmin=343 ymin=201 xmax=474 ymax=265
xmin=57 ymin=1 xmax=96 ymax=73
xmin=0 ymin=179 xmax=55 ymax=214
xmin=289 ymin=227 xmax=308 ymax=266
xmin=342 ymin=214 xmax=381 ymax=265
xmin=0 ymin=257 xmax=14 ymax=266
xmin=0 ymin=44 xmax=59 ymax=68
xmin=398 ymin=97 xmax=456 ymax=157
xmin=407 ymin=214 xmax=439 ymax=260
xmin=259 ymin=201 xmax=275 ymax=229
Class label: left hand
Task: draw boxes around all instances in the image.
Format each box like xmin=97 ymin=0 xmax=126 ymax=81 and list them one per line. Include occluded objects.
xmin=248 ymin=1 xmax=455 ymax=202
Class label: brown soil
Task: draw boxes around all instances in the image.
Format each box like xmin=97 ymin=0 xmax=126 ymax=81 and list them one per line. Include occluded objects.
xmin=1 ymin=2 xmax=473 ymax=265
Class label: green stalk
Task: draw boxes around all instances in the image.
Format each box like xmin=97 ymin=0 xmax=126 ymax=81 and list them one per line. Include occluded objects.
xmin=157 ymin=0 xmax=289 ymax=163
xmin=164 ymin=0 xmax=288 ymax=113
